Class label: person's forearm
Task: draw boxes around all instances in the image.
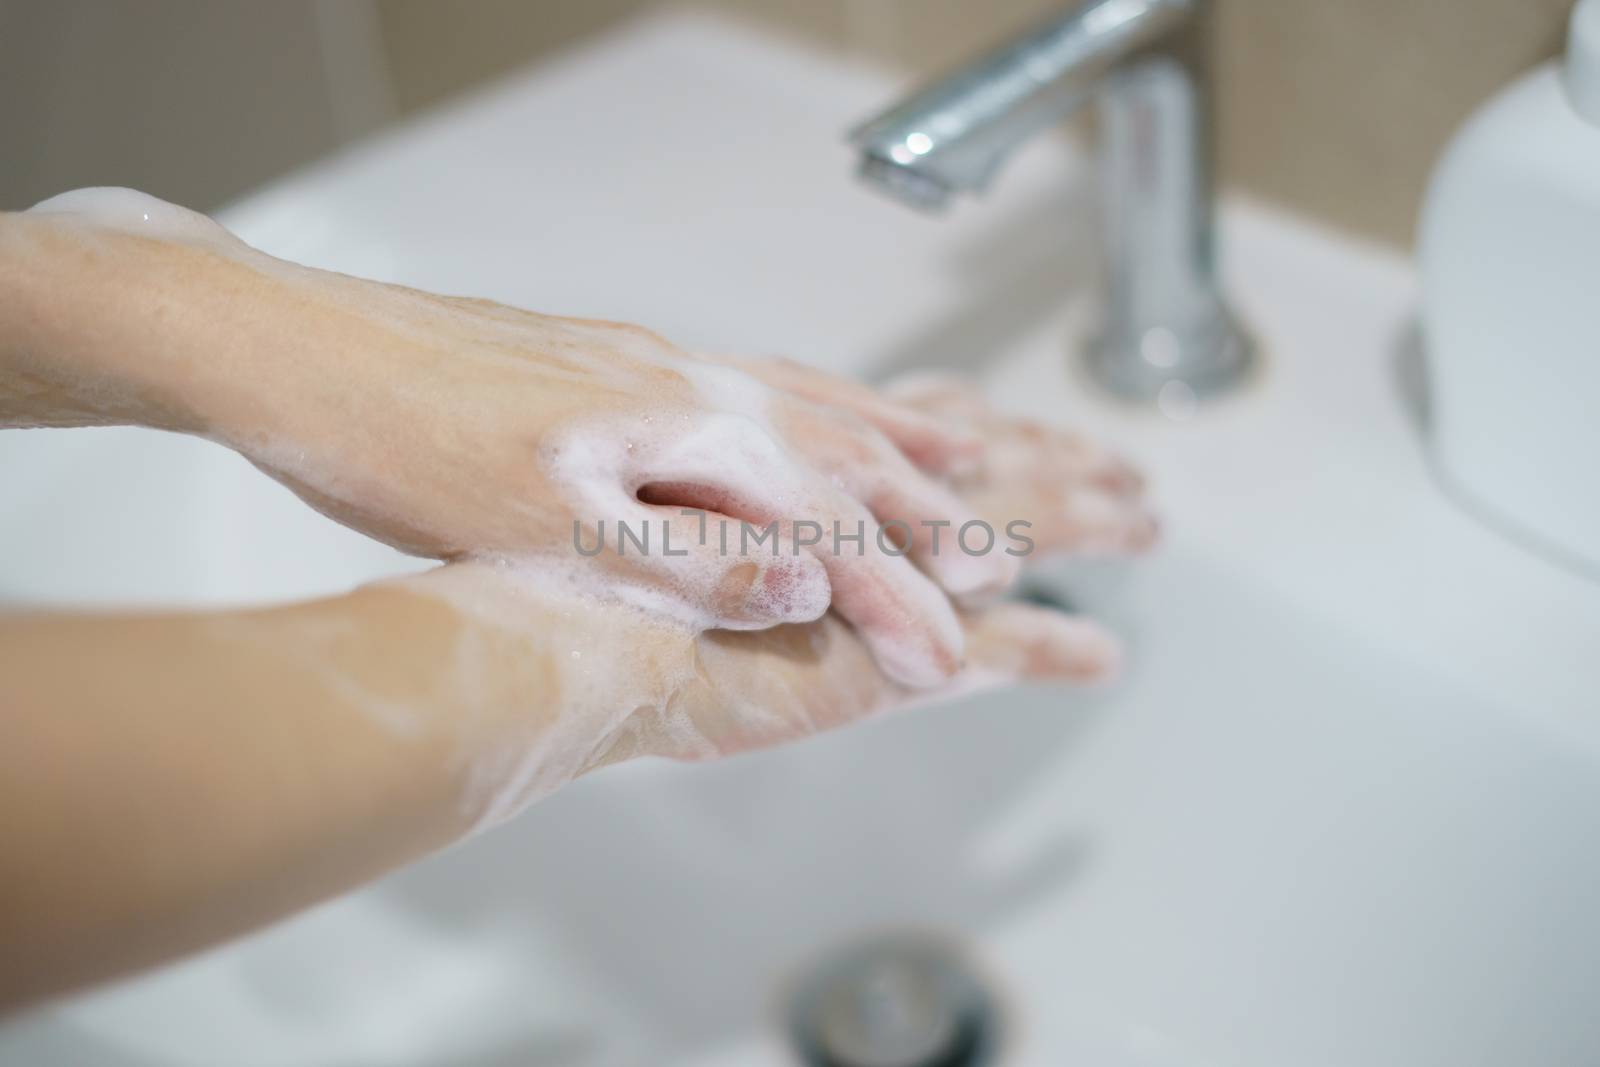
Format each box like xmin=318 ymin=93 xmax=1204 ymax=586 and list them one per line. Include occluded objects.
xmin=1 ymin=204 xmax=200 ymax=431
xmin=0 ymin=581 xmax=543 ymax=1011
xmin=0 ymin=193 xmax=343 ymax=440
xmin=0 ymin=556 xmax=1121 ymax=1012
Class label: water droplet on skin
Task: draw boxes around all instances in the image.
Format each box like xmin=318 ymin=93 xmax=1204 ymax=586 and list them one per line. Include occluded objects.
xmin=570 ymin=650 xmax=582 ymax=660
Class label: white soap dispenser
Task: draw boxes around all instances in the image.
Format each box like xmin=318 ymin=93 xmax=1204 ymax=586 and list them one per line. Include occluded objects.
xmin=1419 ymin=0 xmax=1600 ymax=573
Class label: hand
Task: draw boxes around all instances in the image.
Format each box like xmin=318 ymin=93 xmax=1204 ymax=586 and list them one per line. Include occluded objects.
xmin=390 ymin=399 xmax=1153 ymax=828
xmin=6 ymin=189 xmax=1048 ymax=686
xmin=386 ymin=558 xmax=1123 ymax=830
xmin=0 ymin=502 xmax=1132 ymax=999
xmin=885 ymin=373 xmax=1159 ymax=555
xmin=0 ymin=192 xmax=1159 ymax=1004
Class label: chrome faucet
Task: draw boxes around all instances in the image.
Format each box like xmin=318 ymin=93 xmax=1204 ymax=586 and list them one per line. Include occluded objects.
xmin=848 ymin=0 xmax=1251 ymax=403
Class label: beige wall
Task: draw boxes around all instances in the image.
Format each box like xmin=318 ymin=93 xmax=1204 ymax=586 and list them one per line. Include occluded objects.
xmin=0 ymin=1 xmax=393 ymax=212
xmin=3 ymin=1 xmax=1576 ymax=246
xmin=374 ymin=0 xmax=652 ymax=114
xmin=1214 ymin=0 xmax=1571 ymax=245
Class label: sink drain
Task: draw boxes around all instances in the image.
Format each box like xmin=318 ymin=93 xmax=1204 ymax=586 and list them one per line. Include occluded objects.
xmin=786 ymin=932 xmax=1000 ymax=1067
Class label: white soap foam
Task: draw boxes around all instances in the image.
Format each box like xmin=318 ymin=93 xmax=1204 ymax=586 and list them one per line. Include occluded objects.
xmin=399 ymin=560 xmax=713 ymax=832
xmin=27 ymin=187 xmax=233 ymax=246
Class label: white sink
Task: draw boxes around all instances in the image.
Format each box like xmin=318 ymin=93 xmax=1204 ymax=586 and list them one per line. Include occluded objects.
xmin=4 ymin=11 xmax=1600 ymax=1066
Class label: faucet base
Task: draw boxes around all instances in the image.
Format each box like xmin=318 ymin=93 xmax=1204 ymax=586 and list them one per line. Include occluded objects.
xmin=1084 ymin=304 xmax=1254 ymax=406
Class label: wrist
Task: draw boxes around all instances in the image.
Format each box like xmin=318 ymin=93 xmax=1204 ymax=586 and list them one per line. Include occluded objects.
xmin=382 ymin=566 xmax=695 ymax=831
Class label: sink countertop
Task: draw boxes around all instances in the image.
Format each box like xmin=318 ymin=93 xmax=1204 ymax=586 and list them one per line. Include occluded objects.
xmin=225 ymin=13 xmax=1600 ymax=1065
xmin=5 ymin=10 xmax=1600 ymax=1067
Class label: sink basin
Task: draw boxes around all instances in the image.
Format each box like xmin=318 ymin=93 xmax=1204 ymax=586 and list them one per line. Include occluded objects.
xmin=4 ymin=11 xmax=1599 ymax=1066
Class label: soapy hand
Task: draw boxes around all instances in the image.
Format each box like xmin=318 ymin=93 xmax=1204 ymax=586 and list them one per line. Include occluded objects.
xmin=4 ymin=189 xmax=1156 ymax=690
xmin=884 ymin=373 xmax=1159 ymax=555
xmin=1 ymin=189 xmax=1160 ymax=1004
xmin=386 ymin=421 xmax=1150 ymax=827
xmin=387 ymin=555 xmax=1122 ymax=830
xmin=6 ymin=189 xmax=1034 ymax=686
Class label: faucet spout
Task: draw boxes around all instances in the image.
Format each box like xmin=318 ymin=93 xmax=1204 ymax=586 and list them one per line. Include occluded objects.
xmin=848 ymin=0 xmax=1251 ymax=404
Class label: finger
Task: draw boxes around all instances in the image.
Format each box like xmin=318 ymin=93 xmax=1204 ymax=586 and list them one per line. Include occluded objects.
xmin=553 ymin=410 xmax=835 ymax=630
xmin=961 ymin=603 xmax=1123 ymax=684
xmin=1023 ymin=486 xmax=1161 ymax=556
xmin=629 ymin=413 xmax=966 ymax=686
xmin=606 ymin=499 xmax=832 ymax=630
xmin=777 ymin=400 xmax=1019 ymax=603
xmin=804 ymin=493 xmax=967 ymax=689
xmin=887 ymin=374 xmax=1146 ymax=499
xmin=1008 ymin=421 xmax=1147 ymax=499
xmin=839 ymin=392 xmax=986 ymax=477
xmin=643 ymin=476 xmax=966 ymax=688
xmin=675 ymin=602 xmax=1122 ymax=758
xmin=882 ymin=371 xmax=993 ymax=422
xmin=677 ymin=613 xmax=897 ymax=757
xmin=1085 ymin=451 xmax=1146 ymax=496
xmin=721 ymin=354 xmax=985 ymax=476
xmin=868 ymin=468 xmax=1020 ymax=605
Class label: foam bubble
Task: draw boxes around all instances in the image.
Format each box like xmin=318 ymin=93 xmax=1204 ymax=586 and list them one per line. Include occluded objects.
xmin=398 ymin=560 xmax=712 ymax=833
xmin=27 ymin=187 xmax=231 ymax=245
